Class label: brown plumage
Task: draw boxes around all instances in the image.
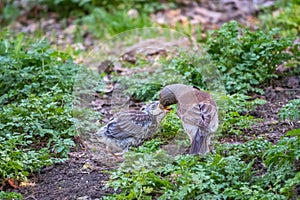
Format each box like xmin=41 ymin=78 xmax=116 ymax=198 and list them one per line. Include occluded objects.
xmin=96 ymin=101 xmax=167 ymax=160
xmin=159 ymin=84 xmax=218 ymax=155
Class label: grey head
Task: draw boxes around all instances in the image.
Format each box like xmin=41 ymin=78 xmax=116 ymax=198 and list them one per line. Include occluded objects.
xmin=143 ymin=101 xmax=160 ymax=112
xmin=142 ymin=101 xmax=167 ymax=123
xmin=159 ymin=87 xmax=177 ymax=107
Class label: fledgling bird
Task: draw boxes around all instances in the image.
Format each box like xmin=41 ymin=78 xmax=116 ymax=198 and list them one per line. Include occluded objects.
xmin=159 ymin=84 xmax=218 ymax=155
xmin=96 ymin=101 xmax=168 ymax=160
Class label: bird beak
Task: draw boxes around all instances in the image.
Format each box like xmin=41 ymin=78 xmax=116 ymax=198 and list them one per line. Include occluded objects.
xmin=164 ymin=106 xmax=171 ymax=112
xmin=159 ymin=103 xmax=171 ymax=112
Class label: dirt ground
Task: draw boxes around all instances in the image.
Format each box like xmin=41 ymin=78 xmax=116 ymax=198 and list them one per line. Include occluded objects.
xmin=8 ymin=150 xmax=114 ymax=200
xmin=223 ymin=75 xmax=300 ymax=144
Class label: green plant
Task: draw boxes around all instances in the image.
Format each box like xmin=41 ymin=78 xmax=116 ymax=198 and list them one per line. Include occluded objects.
xmin=0 ymin=0 xmax=21 ymax=26
xmin=220 ymin=94 xmax=266 ymax=136
xmin=132 ymin=138 xmax=164 ymax=154
xmin=0 ymin=191 xmax=23 ymax=200
xmin=0 ymin=29 xmax=79 ymax=187
xmin=106 ymin=150 xmax=174 ymax=200
xmin=261 ymin=128 xmax=300 ymax=199
xmin=0 ymin=138 xmax=53 ymax=181
xmin=38 ymin=0 xmax=175 ymax=18
xmin=207 ymin=20 xmax=293 ymax=94
xmin=264 ymin=128 xmax=300 ymax=169
xmin=115 ymin=52 xmax=208 ymax=102
xmin=159 ymin=105 xmax=182 ymax=140
xmin=286 ymin=42 xmax=300 ymax=75
xmin=163 ymin=54 xmax=206 ymax=87
xmin=278 ymin=99 xmax=300 ymax=121
xmin=221 ymin=112 xmax=257 ymax=135
xmin=105 ymin=138 xmax=295 ymax=199
xmin=35 ymin=0 xmax=93 ymax=18
xmin=259 ymin=0 xmax=300 ymax=37
xmin=215 ymin=138 xmax=271 ymax=161
xmin=80 ymin=7 xmax=153 ymax=38
xmin=225 ymin=93 xmax=267 ymax=113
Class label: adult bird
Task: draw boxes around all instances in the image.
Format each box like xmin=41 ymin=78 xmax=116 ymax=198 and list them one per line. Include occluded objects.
xmin=159 ymin=84 xmax=218 ymax=155
xmin=96 ymin=101 xmax=168 ymax=161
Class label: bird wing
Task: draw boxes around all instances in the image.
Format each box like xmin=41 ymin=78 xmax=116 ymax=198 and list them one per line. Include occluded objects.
xmin=180 ymin=102 xmax=216 ymax=130
xmin=177 ymin=87 xmax=218 ymax=130
xmin=104 ymin=110 xmax=152 ymax=139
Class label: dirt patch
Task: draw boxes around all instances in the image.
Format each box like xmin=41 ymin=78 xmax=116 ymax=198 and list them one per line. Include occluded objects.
xmin=222 ymin=75 xmax=300 ymax=144
xmin=8 ymin=150 xmax=115 ymax=200
xmin=152 ymin=0 xmax=274 ymax=30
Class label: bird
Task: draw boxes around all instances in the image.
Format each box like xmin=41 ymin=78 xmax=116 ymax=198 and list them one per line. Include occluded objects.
xmin=96 ymin=101 xmax=168 ymax=161
xmin=159 ymin=84 xmax=218 ymax=155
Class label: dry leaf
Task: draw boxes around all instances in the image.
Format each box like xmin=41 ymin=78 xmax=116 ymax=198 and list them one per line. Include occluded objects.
xmin=82 ymin=162 xmax=91 ymax=169
xmin=20 ymin=181 xmax=36 ymax=187
xmin=7 ymin=178 xmax=18 ymax=189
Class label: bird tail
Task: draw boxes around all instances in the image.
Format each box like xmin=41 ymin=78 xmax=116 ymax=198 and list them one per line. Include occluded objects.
xmin=190 ymin=129 xmax=209 ymax=155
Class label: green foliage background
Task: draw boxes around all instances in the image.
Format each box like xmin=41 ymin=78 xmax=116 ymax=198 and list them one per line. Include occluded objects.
xmin=0 ymin=0 xmax=299 ymax=199
xmin=0 ymin=30 xmax=79 ymax=183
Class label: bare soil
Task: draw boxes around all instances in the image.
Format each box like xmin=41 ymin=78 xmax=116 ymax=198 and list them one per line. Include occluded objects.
xmin=8 ymin=150 xmax=114 ymax=200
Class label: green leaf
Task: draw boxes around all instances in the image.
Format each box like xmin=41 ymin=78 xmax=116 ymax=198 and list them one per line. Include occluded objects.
xmin=286 ymin=128 xmax=300 ymax=136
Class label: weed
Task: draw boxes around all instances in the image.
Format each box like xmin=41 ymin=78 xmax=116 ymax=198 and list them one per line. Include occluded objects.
xmin=220 ymin=94 xmax=266 ymax=136
xmin=132 ymin=139 xmax=164 ymax=154
xmin=159 ymin=105 xmax=182 ymax=140
xmin=278 ymin=99 xmax=300 ymax=121
xmin=0 ymin=30 xmax=78 ymax=185
xmin=259 ymin=0 xmax=300 ymax=37
xmin=261 ymin=128 xmax=300 ymax=199
xmin=0 ymin=191 xmax=23 ymax=200
xmin=80 ymin=7 xmax=153 ymax=38
xmin=38 ymin=0 xmax=176 ymax=18
xmin=105 ymin=137 xmax=296 ymax=199
xmin=207 ymin=21 xmax=293 ymax=94
xmin=115 ymin=52 xmax=208 ymax=102
xmin=0 ymin=1 xmax=20 ymax=26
